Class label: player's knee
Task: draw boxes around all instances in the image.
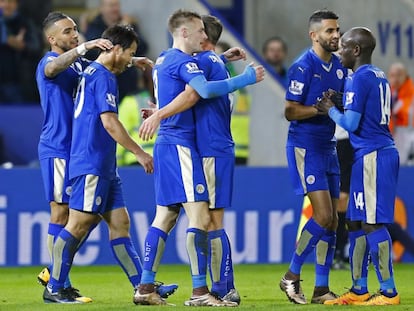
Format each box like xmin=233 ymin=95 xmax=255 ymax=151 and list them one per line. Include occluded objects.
xmin=314 ymin=213 xmax=334 ymax=228
xmin=361 ymin=222 xmax=384 ymax=234
xmin=50 ymin=202 xmax=69 ymax=224
xmin=190 ymin=212 xmax=211 ymax=231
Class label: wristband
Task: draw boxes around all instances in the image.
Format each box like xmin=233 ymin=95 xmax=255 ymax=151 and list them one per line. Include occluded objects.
xmin=76 ymin=43 xmax=87 ymax=56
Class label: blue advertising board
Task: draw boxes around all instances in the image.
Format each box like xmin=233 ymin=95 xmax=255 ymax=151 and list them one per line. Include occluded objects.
xmin=0 ymin=167 xmax=413 ymax=266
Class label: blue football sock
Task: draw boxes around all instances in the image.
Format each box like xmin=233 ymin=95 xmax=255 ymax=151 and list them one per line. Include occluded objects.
xmin=48 ymin=223 xmax=75 ymax=289
xmin=290 ymin=218 xmax=326 ymax=275
xmin=224 ymin=231 xmax=235 ymax=291
xmin=110 ymin=237 xmax=142 ymax=288
xmin=208 ymin=229 xmax=233 ymax=297
xmin=141 ymin=226 xmax=168 ymax=285
xmin=49 ymin=229 xmax=79 ymax=293
xmin=348 ymin=230 xmax=369 ymax=294
xmin=315 ymin=230 xmax=336 ymax=287
xmin=366 ymin=227 xmax=397 ymax=297
xmin=47 ymin=223 xmax=64 ymax=275
xmin=187 ymin=228 xmax=208 ymax=289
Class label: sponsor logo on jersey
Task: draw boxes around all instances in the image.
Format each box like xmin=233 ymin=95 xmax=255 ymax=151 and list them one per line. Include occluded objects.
xmin=289 ymin=80 xmax=304 ymax=95
xmin=185 ymin=62 xmax=203 ymax=74
xmin=345 ymin=92 xmax=355 ymax=105
xmin=106 ymin=93 xmax=117 ymax=107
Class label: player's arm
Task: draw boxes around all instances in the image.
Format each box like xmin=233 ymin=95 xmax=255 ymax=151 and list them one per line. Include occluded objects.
xmin=328 ymin=108 xmax=361 ymax=132
xmin=101 ymin=111 xmax=153 ymax=173
xmin=284 ymin=100 xmax=321 ymax=120
xmin=315 ymin=96 xmax=361 ymax=131
xmin=131 ymin=56 xmax=154 ymax=71
xmin=44 ymin=39 xmax=113 ymax=78
xmin=139 ymin=85 xmax=199 ymax=141
xmin=188 ymin=63 xmax=264 ymax=99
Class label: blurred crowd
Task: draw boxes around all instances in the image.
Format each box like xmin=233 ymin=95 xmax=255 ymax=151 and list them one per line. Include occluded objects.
xmin=1 ymin=0 xmax=414 ymax=165
xmin=0 ymin=0 xmax=151 ymax=105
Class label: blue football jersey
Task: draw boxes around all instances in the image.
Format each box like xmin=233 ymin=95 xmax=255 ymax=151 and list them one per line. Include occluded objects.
xmin=69 ymin=62 xmax=119 ymax=180
xmin=193 ymin=50 xmax=234 ymax=157
xmin=36 ymin=51 xmax=89 ymax=159
xmin=286 ymin=49 xmax=347 ymax=150
xmin=153 ymin=48 xmax=205 ymax=146
xmin=344 ymin=64 xmax=394 ymax=158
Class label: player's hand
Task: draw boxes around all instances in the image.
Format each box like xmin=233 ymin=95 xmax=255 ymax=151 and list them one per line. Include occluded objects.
xmin=135 ymin=151 xmax=153 ymax=174
xmin=141 ymin=101 xmax=157 ymax=119
xmin=315 ymin=96 xmax=334 ymax=114
xmin=84 ymin=38 xmax=113 ymax=51
xmin=323 ymin=89 xmax=344 ymax=112
xmin=248 ymin=62 xmax=265 ymax=83
xmin=131 ymin=56 xmax=154 ymax=71
xmin=222 ymin=47 xmax=247 ymax=61
xmin=139 ymin=111 xmax=161 ymax=141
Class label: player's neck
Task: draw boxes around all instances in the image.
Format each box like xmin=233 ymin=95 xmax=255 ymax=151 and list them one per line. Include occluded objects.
xmin=172 ymin=42 xmax=192 ymax=55
xmin=353 ymin=58 xmax=371 ymax=72
xmin=96 ymin=53 xmax=117 ymax=74
xmin=312 ymin=45 xmax=332 ymax=63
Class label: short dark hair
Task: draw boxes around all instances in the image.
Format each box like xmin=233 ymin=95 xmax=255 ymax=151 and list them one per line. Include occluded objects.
xmin=202 ymin=15 xmax=222 ymax=45
xmin=42 ymin=11 xmax=70 ymax=31
xmin=309 ymin=9 xmax=338 ymax=28
xmin=262 ymin=36 xmax=288 ymax=54
xmin=101 ymin=24 xmax=139 ymax=50
xmin=168 ymin=9 xmax=202 ymax=34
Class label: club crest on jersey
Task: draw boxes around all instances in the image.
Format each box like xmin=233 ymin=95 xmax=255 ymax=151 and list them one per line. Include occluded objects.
xmin=345 ymin=92 xmax=355 ymax=105
xmin=65 ymin=186 xmax=72 ymax=196
xmin=336 ymin=69 xmax=344 ymax=80
xmin=106 ymin=93 xmax=117 ymax=107
xmin=289 ymin=80 xmax=304 ymax=95
xmin=95 ymin=196 xmax=102 ymax=206
xmin=185 ymin=62 xmax=203 ymax=74
xmin=306 ymin=175 xmax=315 ymax=185
xmin=195 ymin=184 xmax=205 ymax=194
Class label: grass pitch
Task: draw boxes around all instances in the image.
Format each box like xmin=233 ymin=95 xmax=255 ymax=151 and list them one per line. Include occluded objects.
xmin=1 ymin=263 xmax=413 ymax=310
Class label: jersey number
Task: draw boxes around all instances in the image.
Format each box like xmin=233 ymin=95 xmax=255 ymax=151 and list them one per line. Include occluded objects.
xmin=379 ymin=82 xmax=391 ymax=125
xmin=353 ymin=192 xmax=365 ymax=210
xmin=74 ymin=77 xmax=86 ymax=119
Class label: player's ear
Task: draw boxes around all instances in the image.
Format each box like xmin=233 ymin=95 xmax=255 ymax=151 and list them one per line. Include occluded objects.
xmin=309 ymin=30 xmax=317 ymax=43
xmin=47 ymin=35 xmax=55 ymax=46
xmin=354 ymin=44 xmax=361 ymax=56
xmin=182 ymin=26 xmax=189 ymax=39
xmin=113 ymin=44 xmax=122 ymax=55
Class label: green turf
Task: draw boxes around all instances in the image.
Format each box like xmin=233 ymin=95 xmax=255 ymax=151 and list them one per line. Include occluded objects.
xmin=0 ymin=263 xmax=413 ymax=310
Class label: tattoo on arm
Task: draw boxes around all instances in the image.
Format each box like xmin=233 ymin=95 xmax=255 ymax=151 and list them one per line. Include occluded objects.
xmin=45 ymin=48 xmax=79 ymax=78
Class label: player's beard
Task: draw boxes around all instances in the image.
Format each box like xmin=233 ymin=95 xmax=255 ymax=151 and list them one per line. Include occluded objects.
xmin=59 ymin=42 xmax=77 ymax=53
xmin=319 ymin=39 xmax=339 ymax=53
